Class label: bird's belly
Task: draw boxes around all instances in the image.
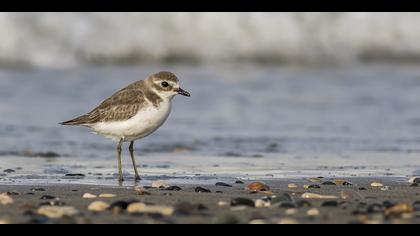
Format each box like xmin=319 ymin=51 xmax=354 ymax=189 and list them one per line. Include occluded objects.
xmin=91 ymin=104 xmax=171 ymax=141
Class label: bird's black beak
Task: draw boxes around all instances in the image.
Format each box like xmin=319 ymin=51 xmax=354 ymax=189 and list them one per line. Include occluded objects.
xmin=176 ymin=88 xmax=191 ymax=97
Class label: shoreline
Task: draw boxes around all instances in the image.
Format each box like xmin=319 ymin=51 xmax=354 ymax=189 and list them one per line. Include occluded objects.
xmin=1 ymin=177 xmax=419 ymax=224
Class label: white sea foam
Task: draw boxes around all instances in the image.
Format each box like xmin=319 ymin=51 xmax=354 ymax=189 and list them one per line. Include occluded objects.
xmin=0 ymin=12 xmax=420 ymax=68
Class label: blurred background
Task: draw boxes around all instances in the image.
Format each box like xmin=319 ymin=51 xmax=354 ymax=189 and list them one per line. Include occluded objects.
xmin=1 ymin=12 xmax=420 ymax=68
xmin=1 ymin=12 xmax=420 ymax=184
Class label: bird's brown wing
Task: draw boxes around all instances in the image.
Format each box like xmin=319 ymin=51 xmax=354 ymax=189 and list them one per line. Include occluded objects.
xmin=61 ymin=86 xmax=146 ymax=125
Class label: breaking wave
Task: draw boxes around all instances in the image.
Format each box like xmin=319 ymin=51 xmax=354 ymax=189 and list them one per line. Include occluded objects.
xmin=0 ymin=12 xmax=420 ymax=68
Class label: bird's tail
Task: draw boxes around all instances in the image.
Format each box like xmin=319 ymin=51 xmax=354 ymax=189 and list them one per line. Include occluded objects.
xmin=60 ymin=115 xmax=89 ymax=126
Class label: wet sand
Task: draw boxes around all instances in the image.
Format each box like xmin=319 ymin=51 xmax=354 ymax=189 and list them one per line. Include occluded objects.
xmin=1 ymin=177 xmax=419 ymax=224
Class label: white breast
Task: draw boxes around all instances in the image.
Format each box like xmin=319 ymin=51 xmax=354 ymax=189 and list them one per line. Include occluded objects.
xmin=90 ymin=100 xmax=172 ymax=142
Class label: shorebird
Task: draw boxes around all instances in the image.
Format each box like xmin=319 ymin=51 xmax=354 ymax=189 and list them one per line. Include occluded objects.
xmin=60 ymin=71 xmax=190 ymax=182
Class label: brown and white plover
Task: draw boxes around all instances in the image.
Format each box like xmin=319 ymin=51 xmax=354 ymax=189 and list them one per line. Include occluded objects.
xmin=60 ymin=71 xmax=191 ymax=182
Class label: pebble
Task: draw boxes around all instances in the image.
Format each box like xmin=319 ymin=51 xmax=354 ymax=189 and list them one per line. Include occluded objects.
xmin=271 ymin=193 xmax=293 ymax=204
xmin=82 ymin=193 xmax=97 ymax=199
xmin=304 ymin=184 xmax=321 ymax=189
xmin=151 ymin=180 xmax=169 ymax=189
xmin=6 ymin=191 xmax=20 ymax=196
xmin=39 ymin=201 xmax=66 ymax=206
xmin=134 ymin=187 xmax=151 ymax=195
xmin=195 ymin=187 xmax=211 ymax=193
xmin=65 ymin=173 xmax=85 ymax=177
xmin=333 ymin=180 xmax=353 ymax=186
xmin=231 ymin=198 xmax=255 ymax=207
xmin=277 ymin=218 xmax=299 ymax=224
xmin=246 ymin=182 xmax=270 ymax=192
xmin=99 ymin=193 xmax=116 ymax=198
xmin=255 ymin=199 xmax=271 ymax=208
xmin=127 ymin=203 xmax=174 ymax=216
xmin=109 ymin=200 xmax=134 ymax=210
xmin=165 ymin=186 xmax=182 ymax=191
xmin=322 ymin=181 xmax=337 ymax=186
xmin=408 ymin=177 xmax=420 ymax=184
xmin=307 ymin=208 xmax=320 ymax=216
xmin=88 ymin=201 xmax=110 ymax=212
xmin=3 ymin=169 xmax=15 ymax=174
xmin=37 ymin=206 xmax=78 ymax=219
xmin=30 ymin=188 xmax=46 ymax=192
xmin=385 ymin=203 xmax=413 ymax=216
xmin=301 ymin=193 xmax=338 ymax=200
xmin=218 ymin=201 xmax=229 ymax=207
xmin=370 ymin=182 xmax=384 ymax=187
xmin=287 ymin=183 xmax=298 ymax=189
xmin=380 ymin=186 xmax=390 ymax=191
xmin=215 ymin=182 xmax=232 ymax=187
xmin=0 ymin=193 xmax=14 ymax=205
xmin=235 ymin=180 xmax=244 ymax=184
xmin=40 ymin=195 xmax=57 ymax=200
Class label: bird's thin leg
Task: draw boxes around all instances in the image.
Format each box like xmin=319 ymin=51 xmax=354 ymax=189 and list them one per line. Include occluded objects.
xmin=116 ymin=138 xmax=124 ymax=182
xmin=129 ymin=141 xmax=141 ymax=181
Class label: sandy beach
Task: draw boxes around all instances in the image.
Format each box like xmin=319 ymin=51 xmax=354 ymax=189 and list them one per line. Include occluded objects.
xmin=0 ymin=177 xmax=419 ymax=224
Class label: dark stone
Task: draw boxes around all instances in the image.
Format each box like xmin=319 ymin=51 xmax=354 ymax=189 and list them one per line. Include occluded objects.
xmin=216 ymin=191 xmax=223 ymax=193
xmin=215 ymin=182 xmax=233 ymax=187
xmin=322 ymin=181 xmax=337 ymax=186
xmin=342 ymin=181 xmax=353 ymax=186
xmin=109 ymin=200 xmax=137 ymax=210
xmin=322 ymin=201 xmax=339 ymax=207
xmin=358 ymin=187 xmax=367 ymax=191
xmin=195 ymin=187 xmax=211 ymax=193
xmin=235 ymin=180 xmax=244 ymax=184
xmin=410 ymin=183 xmax=419 ymax=187
xmin=231 ymin=198 xmax=255 ymax=207
xmin=30 ymin=188 xmax=46 ymax=192
xmin=411 ymin=178 xmax=420 ymax=184
xmin=39 ymin=201 xmax=66 ymax=206
xmin=307 ymin=184 xmax=321 ymax=189
xmin=40 ymin=195 xmax=57 ymax=200
xmin=3 ymin=169 xmax=15 ymax=173
xmin=6 ymin=191 xmax=20 ymax=196
xmin=65 ymin=173 xmax=85 ymax=177
xmin=271 ymin=194 xmax=293 ymax=204
xmin=165 ymin=186 xmax=182 ymax=191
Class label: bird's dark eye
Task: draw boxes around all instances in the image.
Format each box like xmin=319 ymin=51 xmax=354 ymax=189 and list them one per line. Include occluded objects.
xmin=161 ymin=81 xmax=169 ymax=87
